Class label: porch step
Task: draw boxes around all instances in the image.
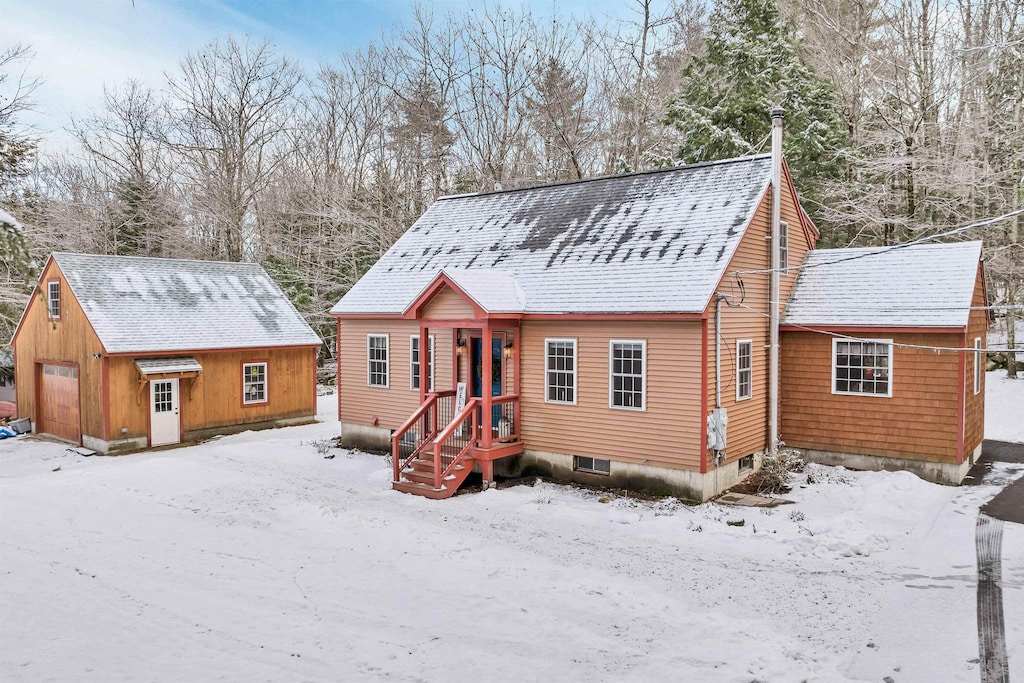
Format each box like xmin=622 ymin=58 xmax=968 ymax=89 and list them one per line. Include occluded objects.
xmin=394 ymin=458 xmax=475 ymax=499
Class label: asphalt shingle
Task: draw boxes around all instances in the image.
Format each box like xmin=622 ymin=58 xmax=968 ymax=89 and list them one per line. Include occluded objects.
xmin=782 ymin=241 xmax=983 ymax=328
xmin=332 ymin=155 xmax=773 ymax=315
xmin=53 ymin=253 xmax=322 ymax=353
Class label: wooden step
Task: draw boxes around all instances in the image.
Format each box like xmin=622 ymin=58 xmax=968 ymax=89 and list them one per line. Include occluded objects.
xmin=402 ymin=463 xmax=468 ymax=486
xmin=407 ymin=458 xmax=436 ymax=473
xmin=393 ymin=458 xmax=475 ymax=499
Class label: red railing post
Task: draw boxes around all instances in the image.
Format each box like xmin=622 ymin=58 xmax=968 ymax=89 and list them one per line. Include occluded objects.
xmin=392 ymin=435 xmax=401 ymax=483
xmin=433 ymin=438 xmax=442 ymax=490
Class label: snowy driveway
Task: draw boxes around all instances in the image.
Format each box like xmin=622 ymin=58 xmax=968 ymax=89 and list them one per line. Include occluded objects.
xmin=2 ymin=394 xmax=1022 ymax=682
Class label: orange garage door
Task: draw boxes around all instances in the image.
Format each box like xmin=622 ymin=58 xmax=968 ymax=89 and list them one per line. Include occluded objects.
xmin=38 ymin=364 xmax=81 ymax=444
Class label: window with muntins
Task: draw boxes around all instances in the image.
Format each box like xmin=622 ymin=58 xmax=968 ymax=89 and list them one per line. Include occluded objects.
xmin=545 ymin=339 xmax=576 ymax=404
xmin=610 ymin=340 xmax=645 ymax=409
xmin=47 ymin=281 xmax=60 ymax=319
xmin=153 ymin=381 xmax=174 ymax=412
xmin=410 ymin=334 xmax=435 ymax=391
xmin=368 ymin=334 xmax=389 ymax=387
xmin=832 ymin=339 xmax=892 ymax=396
xmin=242 ymin=362 xmax=267 ymax=404
xmin=736 ymin=340 xmax=752 ymax=400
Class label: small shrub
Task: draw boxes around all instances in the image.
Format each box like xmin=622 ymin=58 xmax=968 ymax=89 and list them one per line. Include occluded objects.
xmin=303 ymin=438 xmax=335 ymax=457
xmin=757 ymin=447 xmax=804 ymax=494
xmin=788 ymin=510 xmax=806 ymax=523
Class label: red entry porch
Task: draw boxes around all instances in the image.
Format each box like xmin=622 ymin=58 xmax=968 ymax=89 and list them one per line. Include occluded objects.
xmin=391 ymin=272 xmax=524 ymax=498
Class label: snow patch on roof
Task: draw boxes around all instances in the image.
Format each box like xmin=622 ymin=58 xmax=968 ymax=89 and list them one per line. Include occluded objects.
xmin=134 ymin=357 xmax=204 ymax=375
xmin=442 ymin=268 xmax=526 ymax=313
xmin=53 ymin=253 xmax=322 ymax=353
xmin=782 ymin=241 xmax=983 ymax=328
xmin=333 ymin=155 xmax=772 ymax=315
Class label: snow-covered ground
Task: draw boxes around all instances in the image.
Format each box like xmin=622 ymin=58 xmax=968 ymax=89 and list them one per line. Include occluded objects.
xmin=987 ymin=370 xmax=1024 ymax=443
xmin=1 ymin=388 xmax=1023 ymax=682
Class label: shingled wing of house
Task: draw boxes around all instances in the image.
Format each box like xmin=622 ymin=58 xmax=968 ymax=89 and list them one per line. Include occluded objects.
xmin=332 ymin=154 xmax=774 ymax=315
xmin=782 ymin=241 xmax=984 ymax=328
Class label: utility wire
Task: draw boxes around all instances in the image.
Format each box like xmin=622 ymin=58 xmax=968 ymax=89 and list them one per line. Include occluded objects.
xmin=732 ymin=207 xmax=1024 ymax=277
xmin=735 ymin=302 xmax=1021 ymax=354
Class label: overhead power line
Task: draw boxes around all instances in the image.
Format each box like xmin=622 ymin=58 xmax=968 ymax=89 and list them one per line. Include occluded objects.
xmin=736 ymin=302 xmax=1021 ymax=354
xmin=732 ymin=207 xmax=1024 ymax=277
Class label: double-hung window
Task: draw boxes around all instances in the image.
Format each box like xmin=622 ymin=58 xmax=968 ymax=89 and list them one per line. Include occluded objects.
xmin=545 ymin=339 xmax=576 ymax=404
xmin=832 ymin=339 xmax=892 ymax=397
xmin=47 ymin=281 xmax=61 ymax=319
xmin=609 ymin=340 xmax=645 ymax=410
xmin=410 ymin=334 xmax=435 ymax=391
xmin=974 ymin=338 xmax=982 ymax=395
xmin=368 ymin=334 xmax=389 ymax=388
xmin=736 ymin=340 xmax=752 ymax=401
xmin=242 ymin=362 xmax=267 ymax=405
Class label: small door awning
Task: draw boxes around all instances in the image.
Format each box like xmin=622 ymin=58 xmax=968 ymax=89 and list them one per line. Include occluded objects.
xmin=134 ymin=357 xmax=204 ymax=375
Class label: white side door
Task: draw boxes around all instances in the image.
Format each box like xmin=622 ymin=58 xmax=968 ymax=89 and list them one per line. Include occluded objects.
xmin=150 ymin=379 xmax=180 ymax=447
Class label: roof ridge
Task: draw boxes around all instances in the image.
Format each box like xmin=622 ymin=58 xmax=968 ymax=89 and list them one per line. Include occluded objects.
xmin=53 ymin=252 xmax=264 ymax=268
xmin=438 ymin=153 xmax=772 ymax=201
xmin=810 ymin=240 xmax=982 ymax=257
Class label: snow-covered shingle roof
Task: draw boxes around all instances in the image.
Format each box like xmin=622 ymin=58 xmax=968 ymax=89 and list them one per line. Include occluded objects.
xmin=333 ymin=155 xmax=773 ymax=315
xmin=782 ymin=241 xmax=983 ymax=328
xmin=53 ymin=253 xmax=322 ymax=354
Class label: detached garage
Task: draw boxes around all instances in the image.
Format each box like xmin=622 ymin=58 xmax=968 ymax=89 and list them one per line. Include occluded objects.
xmin=11 ymin=253 xmax=322 ymax=452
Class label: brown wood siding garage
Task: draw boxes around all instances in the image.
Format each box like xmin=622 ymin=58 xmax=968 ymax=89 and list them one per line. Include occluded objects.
xmin=37 ymin=363 xmax=81 ymax=443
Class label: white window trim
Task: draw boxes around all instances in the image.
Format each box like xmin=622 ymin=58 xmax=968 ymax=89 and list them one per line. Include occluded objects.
xmin=410 ymin=334 xmax=436 ymax=391
xmin=974 ymin=337 xmax=982 ymax=396
xmin=779 ymin=220 xmax=789 ymax=271
xmin=544 ymin=338 xmax=578 ymax=405
xmin=608 ymin=339 xmax=647 ymax=411
xmin=367 ymin=334 xmax=389 ymax=388
xmin=47 ymin=281 xmax=60 ymax=319
xmin=831 ymin=337 xmax=893 ymax=398
xmin=736 ymin=339 xmax=753 ymax=401
xmin=242 ymin=362 xmax=268 ymax=405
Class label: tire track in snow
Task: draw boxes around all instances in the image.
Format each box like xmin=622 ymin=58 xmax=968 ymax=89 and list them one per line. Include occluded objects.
xmin=975 ymin=513 xmax=1008 ymax=683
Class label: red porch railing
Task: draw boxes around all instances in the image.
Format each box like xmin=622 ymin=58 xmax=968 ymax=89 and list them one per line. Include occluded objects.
xmin=392 ymin=390 xmax=457 ymax=483
xmin=492 ymin=394 xmax=520 ymax=443
xmin=432 ymin=398 xmax=480 ymax=489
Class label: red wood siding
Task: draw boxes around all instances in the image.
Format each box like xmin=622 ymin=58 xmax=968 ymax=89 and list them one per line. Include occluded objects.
xmin=781 ymin=331 xmax=963 ymax=462
xmin=520 ymin=320 xmax=704 ymax=471
xmin=964 ymin=263 xmax=987 ymax=457
xmin=338 ymin=320 xmax=455 ymax=429
xmin=706 ymin=178 xmax=812 ymax=465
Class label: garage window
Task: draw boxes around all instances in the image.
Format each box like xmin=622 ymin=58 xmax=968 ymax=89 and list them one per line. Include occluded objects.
xmin=243 ymin=362 xmax=267 ymax=404
xmin=47 ymin=281 xmax=61 ymax=319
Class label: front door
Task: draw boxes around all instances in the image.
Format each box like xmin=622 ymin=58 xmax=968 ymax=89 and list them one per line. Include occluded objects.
xmin=150 ymin=379 xmax=180 ymax=447
xmin=470 ymin=336 xmax=503 ymax=428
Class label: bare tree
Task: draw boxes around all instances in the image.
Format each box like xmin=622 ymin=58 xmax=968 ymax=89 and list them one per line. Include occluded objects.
xmin=164 ymin=37 xmax=301 ymax=261
xmin=71 ymin=81 xmax=178 ymax=256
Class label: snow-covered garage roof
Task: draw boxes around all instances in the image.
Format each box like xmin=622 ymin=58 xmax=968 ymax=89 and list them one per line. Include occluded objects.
xmin=333 ymin=154 xmax=773 ymax=315
xmin=52 ymin=253 xmax=322 ymax=354
xmin=782 ymin=241 xmax=983 ymax=328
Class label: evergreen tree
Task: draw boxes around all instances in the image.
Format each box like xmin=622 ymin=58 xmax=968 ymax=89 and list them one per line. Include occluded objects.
xmin=664 ymin=0 xmax=848 ymax=231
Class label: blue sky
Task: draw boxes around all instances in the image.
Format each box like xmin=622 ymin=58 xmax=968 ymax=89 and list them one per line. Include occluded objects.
xmin=1 ymin=0 xmax=643 ymax=150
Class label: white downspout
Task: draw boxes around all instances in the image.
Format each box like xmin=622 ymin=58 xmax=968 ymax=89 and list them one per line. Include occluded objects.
xmin=769 ymin=108 xmax=784 ymax=458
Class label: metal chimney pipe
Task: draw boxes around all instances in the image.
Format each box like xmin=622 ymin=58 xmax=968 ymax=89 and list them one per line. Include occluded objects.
xmin=768 ymin=107 xmax=784 ymax=458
